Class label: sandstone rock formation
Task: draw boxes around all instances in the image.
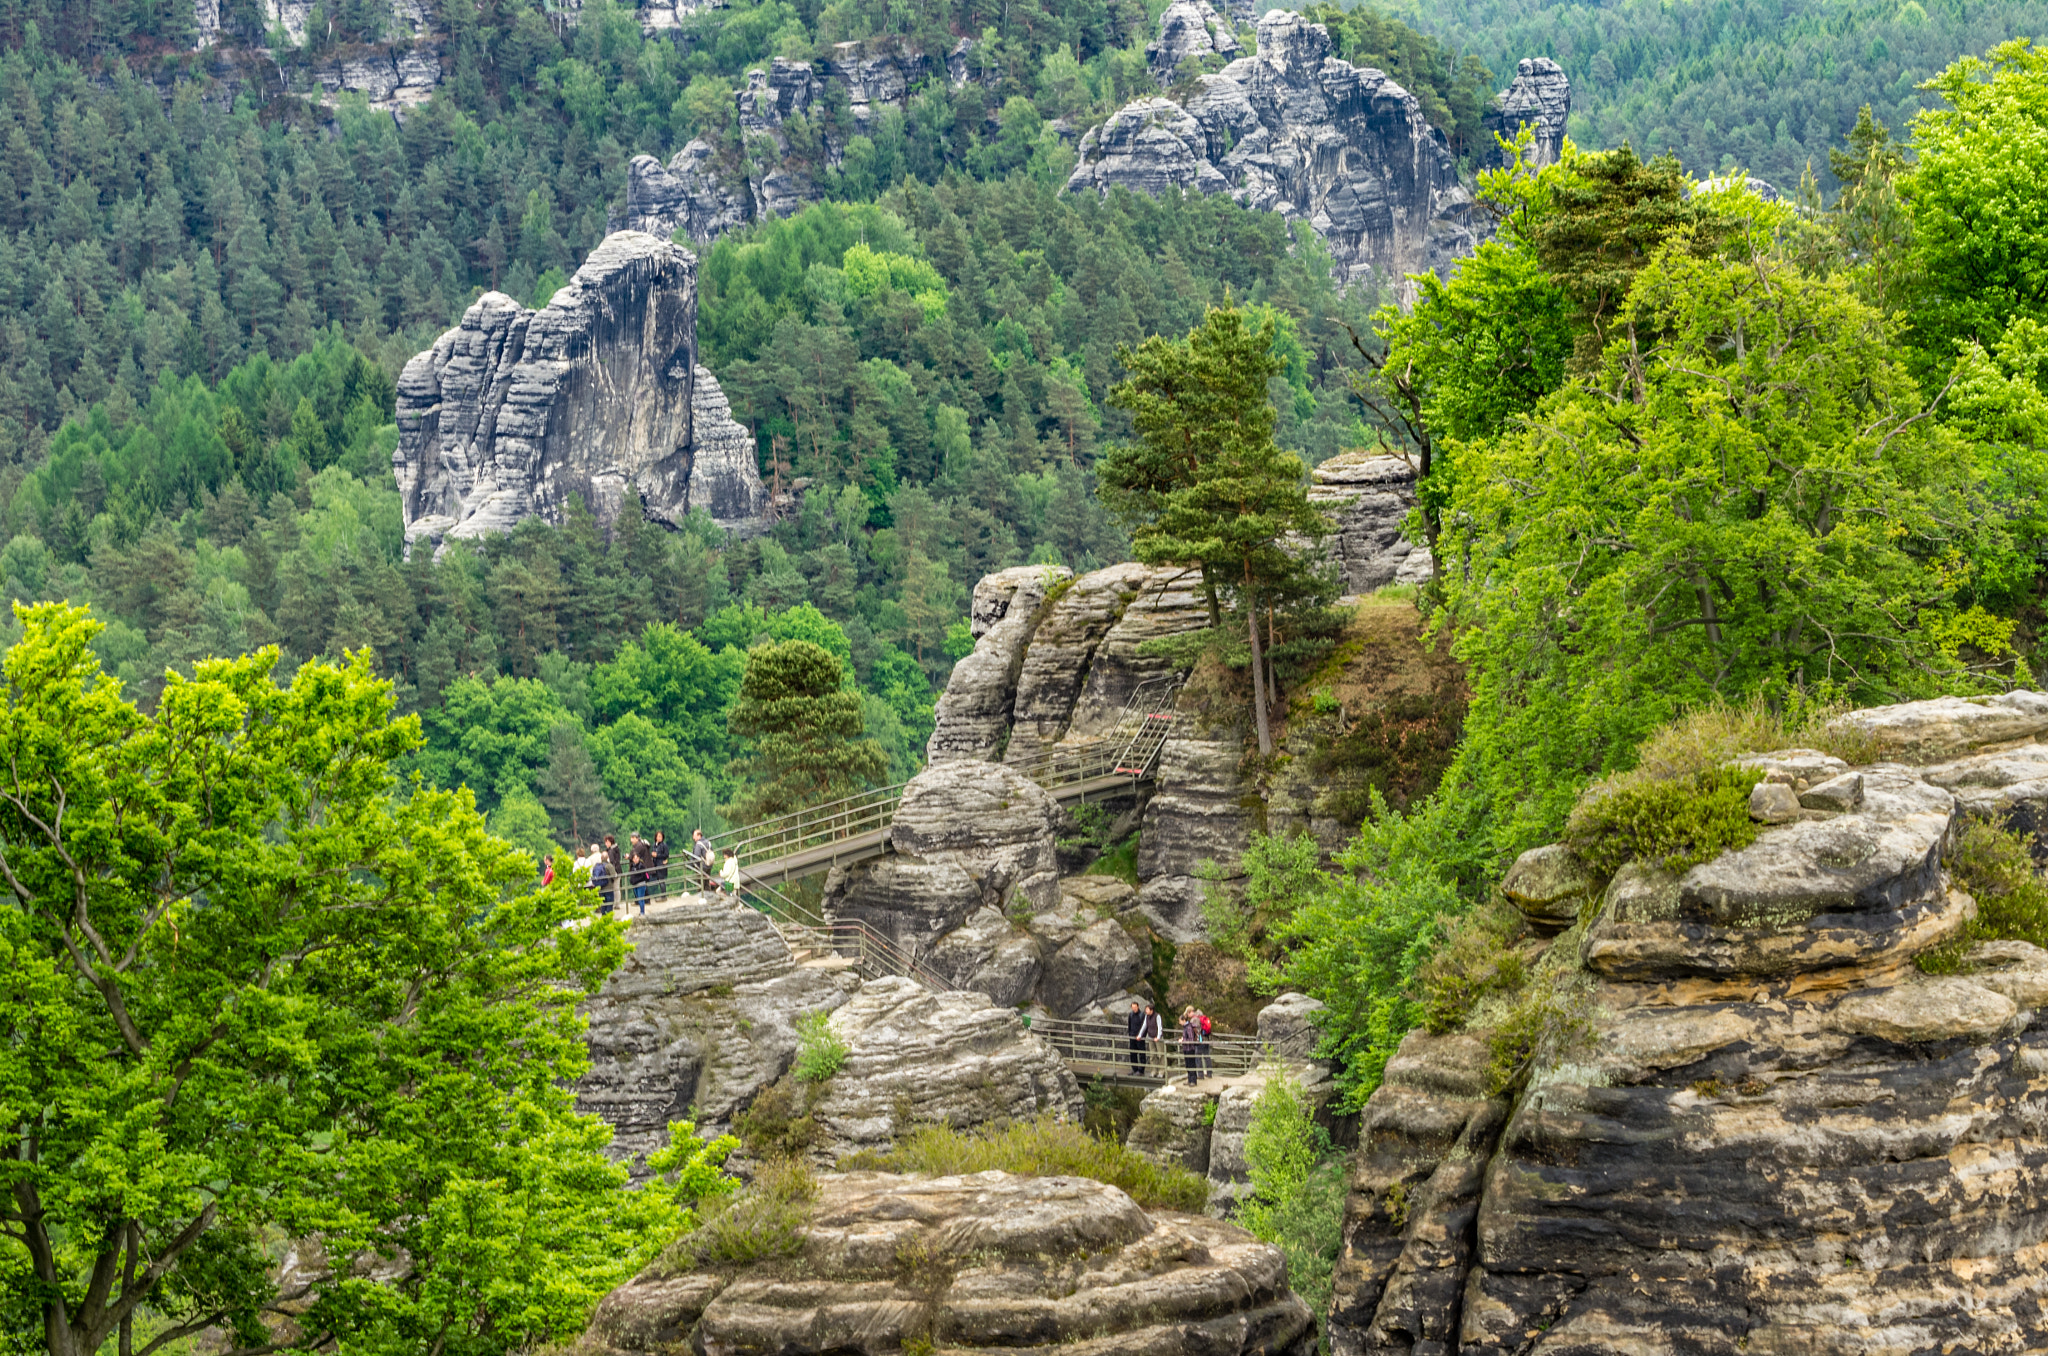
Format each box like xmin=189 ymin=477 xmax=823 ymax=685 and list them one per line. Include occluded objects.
xmin=623 ymin=40 xmax=986 ymax=244
xmin=1482 ymin=56 xmax=1570 ymax=167
xmin=1069 ymin=10 xmax=1476 ymax=291
xmin=1310 ymin=450 xmax=1433 ymax=593
xmin=575 ymin=900 xmax=860 ymax=1161
xmin=823 ymin=759 xmax=1062 ymax=958
xmin=574 ymin=1170 xmax=1318 ymax=1356
xmin=394 ymin=231 xmax=766 ymax=553
xmin=928 ymin=564 xmax=1074 ymax=762
xmin=1148 ymin=0 xmax=1241 ymax=87
xmin=1328 ymin=693 xmax=2048 ymax=1354
xmin=808 ymin=977 xmax=1083 ymax=1156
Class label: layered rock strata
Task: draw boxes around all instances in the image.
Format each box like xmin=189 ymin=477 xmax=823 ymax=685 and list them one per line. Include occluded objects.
xmin=576 ymin=900 xmax=1087 ymax=1166
xmin=1329 ymin=693 xmax=2048 ymax=1354
xmin=1310 ymin=450 xmax=1433 ymax=594
xmin=1069 ymin=10 xmax=1488 ymax=290
xmin=623 ymin=40 xmax=984 ymax=243
xmin=1481 ymin=57 xmax=1570 ymax=167
xmin=573 ymin=1171 xmax=1318 ymax=1356
xmin=822 ymin=759 xmax=1063 ymax=956
xmin=1148 ymin=0 xmax=1241 ymax=87
xmin=394 ymin=231 xmax=766 ymax=553
xmin=927 ymin=564 xmax=1073 ymax=763
xmin=808 ymin=977 xmax=1084 ymax=1156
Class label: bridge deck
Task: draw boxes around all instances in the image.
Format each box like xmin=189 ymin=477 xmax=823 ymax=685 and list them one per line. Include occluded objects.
xmin=737 ymin=772 xmax=1150 ymax=885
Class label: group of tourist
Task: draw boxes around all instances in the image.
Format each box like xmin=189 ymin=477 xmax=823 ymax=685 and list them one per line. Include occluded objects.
xmin=1126 ymin=1001 xmax=1214 ymax=1083
xmin=538 ymin=827 xmax=742 ymax=915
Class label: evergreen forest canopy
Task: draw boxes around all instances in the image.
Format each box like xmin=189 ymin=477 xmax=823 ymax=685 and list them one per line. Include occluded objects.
xmin=1389 ymin=0 xmax=2048 ymax=191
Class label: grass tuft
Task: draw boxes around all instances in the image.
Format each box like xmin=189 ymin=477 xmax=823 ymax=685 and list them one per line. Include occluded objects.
xmin=657 ymin=1157 xmax=819 ymax=1273
xmin=1919 ymin=819 xmax=2048 ymax=973
xmin=861 ymin=1116 xmax=1210 ymax=1212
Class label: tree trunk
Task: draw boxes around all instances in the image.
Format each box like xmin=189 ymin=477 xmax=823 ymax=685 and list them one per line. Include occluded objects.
xmin=1247 ymin=591 xmax=1272 ymax=757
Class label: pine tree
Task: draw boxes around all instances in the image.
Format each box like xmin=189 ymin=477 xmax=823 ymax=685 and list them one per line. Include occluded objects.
xmin=726 ymin=640 xmax=886 ymax=825
xmin=540 ymin=722 xmax=616 ymax=847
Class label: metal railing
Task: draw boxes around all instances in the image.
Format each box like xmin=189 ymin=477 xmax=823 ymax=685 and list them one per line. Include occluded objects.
xmin=707 ymin=676 xmax=1185 ymax=872
xmin=1028 ymin=1015 xmax=1269 ymax=1082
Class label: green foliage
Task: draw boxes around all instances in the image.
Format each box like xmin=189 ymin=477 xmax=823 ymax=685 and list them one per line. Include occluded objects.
xmin=1264 ymin=790 xmax=1486 ymax=1108
xmin=1563 ymin=765 xmax=1764 ymax=879
xmin=1913 ymin=40 xmax=2048 ymax=358
xmin=1413 ymin=902 xmax=1527 ymax=1034
xmin=792 ymin=1010 xmax=850 ymax=1083
xmin=726 ymin=639 xmax=888 ymax=822
xmin=1444 ymin=241 xmax=2024 ymax=862
xmin=0 ymin=602 xmax=667 ymax=1356
xmin=1079 ymin=1078 xmax=1148 ymax=1141
xmin=1918 ymin=820 xmax=2048 ymax=972
xmin=1238 ymin=1069 xmax=1346 ymax=1313
xmin=663 ymin=1157 xmax=820 ymax=1271
xmin=1483 ymin=968 xmax=1597 ymax=1095
xmin=1385 ymin=0 xmax=2048 ymax=193
xmin=733 ymin=1078 xmax=823 ymax=1160
xmin=874 ymin=1117 xmax=1210 ymax=1211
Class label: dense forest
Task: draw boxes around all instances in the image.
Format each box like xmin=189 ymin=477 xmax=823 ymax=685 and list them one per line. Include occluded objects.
xmin=1394 ymin=0 xmax=2048 ymax=190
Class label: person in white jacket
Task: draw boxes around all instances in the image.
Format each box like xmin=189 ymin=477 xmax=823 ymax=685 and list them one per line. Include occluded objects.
xmin=720 ymin=847 xmax=741 ymax=898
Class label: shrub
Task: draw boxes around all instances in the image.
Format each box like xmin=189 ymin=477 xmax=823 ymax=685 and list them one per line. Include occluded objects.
xmin=662 ymin=1157 xmax=820 ymax=1271
xmin=1239 ymin=1068 xmax=1345 ymax=1313
xmin=1413 ymin=900 xmax=1526 ymax=1034
xmin=871 ymin=1116 xmax=1210 ymax=1211
xmin=1919 ymin=819 xmax=2048 ymax=973
xmin=1563 ymin=764 xmax=1763 ymax=879
xmin=1080 ymin=1078 xmax=1148 ymax=1140
xmin=792 ymin=1010 xmax=849 ymax=1084
xmin=735 ymin=1077 xmax=821 ymax=1159
xmin=1484 ymin=971 xmax=1597 ymax=1095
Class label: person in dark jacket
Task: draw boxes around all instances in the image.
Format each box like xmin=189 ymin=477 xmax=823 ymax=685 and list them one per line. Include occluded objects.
xmin=590 ymin=853 xmax=613 ymax=914
xmin=652 ymin=829 xmax=671 ymax=900
xmin=1126 ymin=1001 xmax=1145 ymax=1074
xmin=604 ymin=834 xmax=621 ymax=884
xmin=1179 ymin=1009 xmax=1202 ymax=1085
xmin=1142 ymin=1003 xmax=1164 ymax=1074
xmin=628 ymin=833 xmax=652 ymax=913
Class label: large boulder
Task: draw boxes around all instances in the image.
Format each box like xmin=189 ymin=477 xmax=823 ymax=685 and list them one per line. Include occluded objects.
xmin=622 ymin=142 xmax=749 ymax=245
xmin=1041 ymin=918 xmax=1148 ymax=1017
xmin=1308 ymin=451 xmax=1433 ymax=593
xmin=1328 ymin=695 xmax=2048 ymax=1354
xmin=927 ymin=565 xmax=1072 ymax=763
xmin=824 ymin=761 xmax=1061 ymax=954
xmin=1482 ymin=56 xmax=1571 ymax=167
xmin=1138 ymin=734 xmax=1254 ymax=943
xmin=394 ymin=232 xmax=766 ymax=553
xmin=806 ymin=977 xmax=1083 ymax=1157
xmin=574 ymin=1171 xmax=1317 ymax=1356
xmin=1147 ymin=0 xmax=1240 ymax=86
xmin=574 ymin=901 xmax=860 ymax=1162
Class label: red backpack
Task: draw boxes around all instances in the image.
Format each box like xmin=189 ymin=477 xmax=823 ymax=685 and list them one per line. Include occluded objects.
xmin=1199 ymin=1013 xmax=1212 ymax=1036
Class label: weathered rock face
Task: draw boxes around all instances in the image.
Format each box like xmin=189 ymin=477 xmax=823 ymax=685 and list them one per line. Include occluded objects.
xmin=1310 ymin=451 xmax=1433 ymax=594
xmin=1071 ymin=10 xmax=1488 ymax=291
xmin=394 ymin=231 xmax=766 ymax=552
xmin=574 ymin=1170 xmax=1318 ymax=1356
xmin=808 ymin=977 xmax=1084 ymax=1156
xmin=1138 ymin=732 xmax=1253 ymax=943
xmin=1482 ymin=56 xmax=1570 ymax=167
xmin=1148 ymin=0 xmax=1241 ymax=87
xmin=623 ymin=142 xmax=750 ymax=246
xmin=1328 ymin=693 xmax=2048 ymax=1355
xmin=823 ymin=760 xmax=1062 ymax=955
xmin=575 ymin=901 xmax=861 ymax=1161
xmin=928 ymin=565 xmax=1073 ymax=763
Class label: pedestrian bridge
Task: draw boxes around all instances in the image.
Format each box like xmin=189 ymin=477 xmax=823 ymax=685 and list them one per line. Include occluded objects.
xmin=707 ymin=677 xmax=1185 ymax=886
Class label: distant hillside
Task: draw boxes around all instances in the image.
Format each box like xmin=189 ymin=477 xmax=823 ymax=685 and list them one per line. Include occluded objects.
xmin=1374 ymin=0 xmax=2048 ymax=189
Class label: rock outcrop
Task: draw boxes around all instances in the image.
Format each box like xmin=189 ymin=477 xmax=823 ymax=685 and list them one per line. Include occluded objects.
xmin=1070 ymin=10 xmax=1523 ymax=291
xmin=1328 ymin=693 xmax=2048 ymax=1354
xmin=823 ymin=759 xmax=1062 ymax=956
xmin=394 ymin=231 xmax=766 ymax=552
xmin=808 ymin=977 xmax=1084 ymax=1156
xmin=1482 ymin=56 xmax=1571 ymax=167
xmin=1148 ymin=0 xmax=1241 ymax=87
xmin=1310 ymin=450 xmax=1433 ymax=594
xmin=575 ymin=900 xmax=861 ymax=1161
xmin=574 ymin=1170 xmax=1318 ymax=1356
xmin=623 ymin=40 xmax=986 ymax=244
xmin=927 ymin=565 xmax=1073 ymax=763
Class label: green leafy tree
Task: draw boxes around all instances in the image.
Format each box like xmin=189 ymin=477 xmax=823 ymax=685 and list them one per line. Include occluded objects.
xmin=1105 ymin=307 xmax=1330 ymax=754
xmin=0 ymin=603 xmax=671 ymax=1356
xmin=1912 ymin=40 xmax=2048 ymax=360
xmin=538 ymin=723 xmax=617 ymax=848
xmin=726 ymin=639 xmax=887 ymax=824
xmin=1446 ymin=245 xmax=2023 ymax=850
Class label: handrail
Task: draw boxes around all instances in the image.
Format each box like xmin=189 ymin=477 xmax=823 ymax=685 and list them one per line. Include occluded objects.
xmin=707 ymin=677 xmax=1185 ymax=872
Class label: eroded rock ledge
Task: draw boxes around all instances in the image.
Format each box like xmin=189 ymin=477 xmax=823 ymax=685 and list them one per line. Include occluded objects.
xmin=1329 ymin=691 xmax=2048 ymax=1354
xmin=573 ymin=1171 xmax=1318 ymax=1356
